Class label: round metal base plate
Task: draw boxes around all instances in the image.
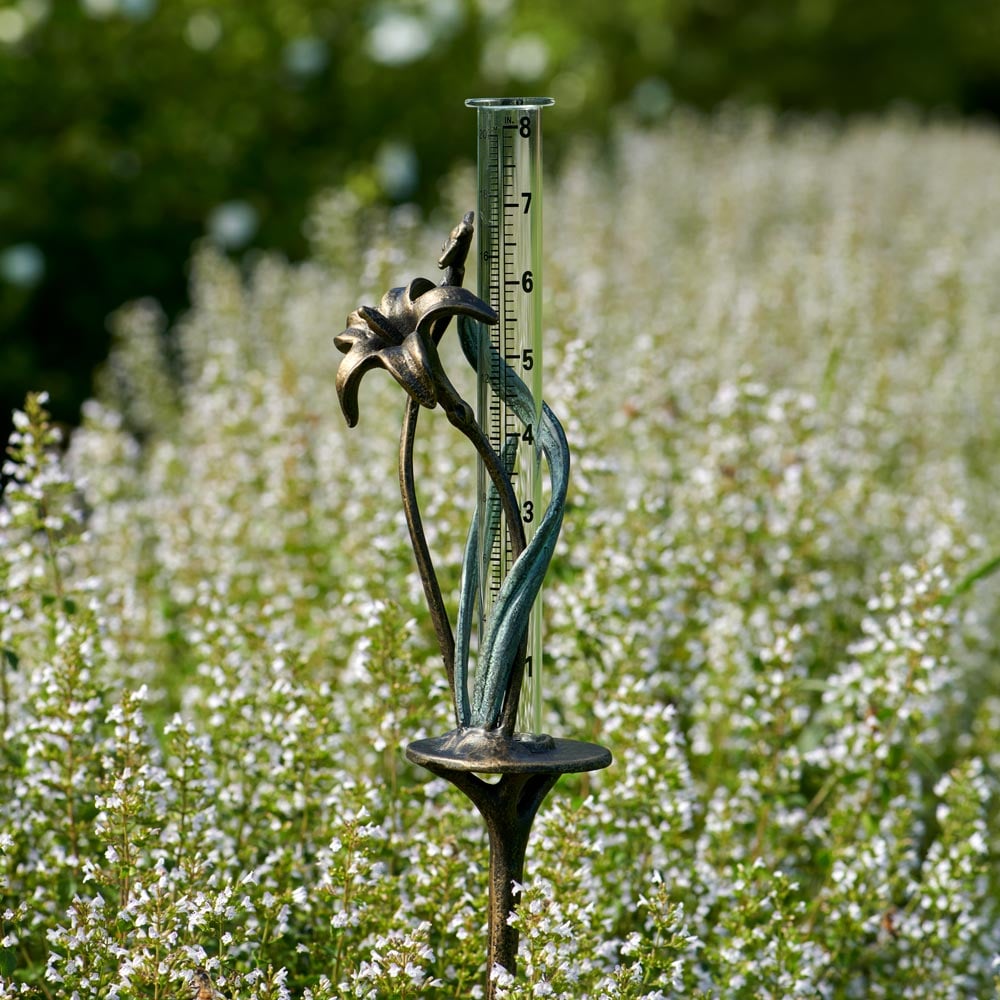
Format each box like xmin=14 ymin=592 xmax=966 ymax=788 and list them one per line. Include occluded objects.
xmin=406 ymin=728 xmax=612 ymax=775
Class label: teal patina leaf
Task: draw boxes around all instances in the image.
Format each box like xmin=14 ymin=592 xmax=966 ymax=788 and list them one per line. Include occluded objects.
xmin=455 ymin=315 xmax=570 ymax=729
xmin=454 ymin=433 xmax=518 ymax=727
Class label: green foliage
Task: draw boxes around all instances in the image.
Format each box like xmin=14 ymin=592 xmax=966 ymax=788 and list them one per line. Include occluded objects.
xmin=2 ymin=114 xmax=1000 ymax=996
xmin=4 ymin=0 xmax=1000 ymax=440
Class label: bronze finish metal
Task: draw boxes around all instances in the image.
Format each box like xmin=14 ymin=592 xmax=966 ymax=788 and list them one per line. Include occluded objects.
xmin=334 ymin=212 xmax=611 ymax=996
xmin=407 ymin=734 xmax=611 ymax=994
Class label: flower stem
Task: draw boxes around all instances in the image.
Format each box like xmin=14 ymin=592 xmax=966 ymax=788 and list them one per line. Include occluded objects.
xmin=399 ymin=396 xmax=457 ymax=714
xmin=434 ymin=374 xmax=528 ymax=732
xmin=395 ymin=326 xmax=527 ymax=729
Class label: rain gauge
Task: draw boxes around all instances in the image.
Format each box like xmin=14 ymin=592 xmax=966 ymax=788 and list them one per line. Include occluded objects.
xmin=466 ymin=97 xmax=553 ymax=734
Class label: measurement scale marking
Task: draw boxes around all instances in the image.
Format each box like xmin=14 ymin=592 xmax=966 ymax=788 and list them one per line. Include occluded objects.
xmin=468 ymin=97 xmax=552 ymax=733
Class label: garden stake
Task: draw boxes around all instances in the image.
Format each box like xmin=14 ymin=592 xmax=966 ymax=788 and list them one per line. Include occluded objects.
xmin=406 ymin=731 xmax=611 ymax=990
xmin=333 ymin=193 xmax=610 ymax=992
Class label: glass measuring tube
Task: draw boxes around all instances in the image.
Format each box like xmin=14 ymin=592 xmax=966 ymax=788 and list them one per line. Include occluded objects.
xmin=466 ymin=97 xmax=553 ymax=735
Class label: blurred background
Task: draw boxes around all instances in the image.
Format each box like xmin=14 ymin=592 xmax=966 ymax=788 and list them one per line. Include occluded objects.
xmin=2 ymin=0 xmax=1000 ymax=444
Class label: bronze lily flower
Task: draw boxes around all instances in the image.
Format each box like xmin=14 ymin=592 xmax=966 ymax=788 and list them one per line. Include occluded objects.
xmin=334 ymin=275 xmax=496 ymax=427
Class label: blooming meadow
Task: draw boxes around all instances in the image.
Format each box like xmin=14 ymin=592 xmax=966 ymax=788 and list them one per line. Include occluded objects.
xmin=2 ymin=111 xmax=1000 ymax=997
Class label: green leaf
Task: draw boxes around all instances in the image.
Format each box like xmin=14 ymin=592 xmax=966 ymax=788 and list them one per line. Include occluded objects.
xmin=946 ymin=553 xmax=1000 ymax=603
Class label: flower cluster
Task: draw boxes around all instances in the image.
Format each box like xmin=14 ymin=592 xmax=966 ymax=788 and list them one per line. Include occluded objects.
xmin=2 ymin=110 xmax=999 ymax=996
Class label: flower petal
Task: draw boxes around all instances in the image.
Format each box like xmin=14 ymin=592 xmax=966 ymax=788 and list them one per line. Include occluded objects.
xmin=335 ymin=338 xmax=386 ymax=427
xmin=411 ymin=285 xmax=497 ymax=335
xmin=358 ymin=305 xmax=404 ymax=346
xmin=334 ymin=318 xmax=374 ymax=356
xmin=334 ymin=324 xmax=439 ymax=426
xmin=406 ymin=276 xmax=437 ymax=302
xmin=376 ymin=277 xmax=435 ymax=330
xmin=382 ymin=332 xmax=437 ymax=409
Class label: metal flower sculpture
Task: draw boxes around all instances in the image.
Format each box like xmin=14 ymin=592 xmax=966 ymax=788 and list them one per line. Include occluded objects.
xmin=334 ymin=211 xmax=609 ymax=994
xmin=333 ymin=212 xmax=569 ymax=740
xmin=334 ymin=277 xmax=493 ymax=427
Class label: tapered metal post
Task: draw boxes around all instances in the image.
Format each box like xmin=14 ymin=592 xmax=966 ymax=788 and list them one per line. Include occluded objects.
xmin=407 ymin=732 xmax=611 ymax=995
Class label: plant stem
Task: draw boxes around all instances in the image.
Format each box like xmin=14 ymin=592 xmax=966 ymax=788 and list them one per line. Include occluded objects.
xmin=399 ymin=397 xmax=457 ymax=712
xmin=0 ymin=653 xmax=9 ymax=745
xmin=438 ymin=386 xmax=528 ymax=733
xmin=399 ymin=332 xmax=528 ymax=730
